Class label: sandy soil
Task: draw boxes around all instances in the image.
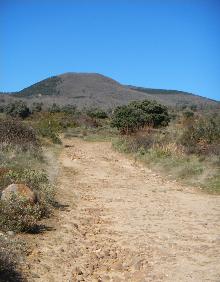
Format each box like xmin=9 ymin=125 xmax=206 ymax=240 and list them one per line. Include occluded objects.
xmin=26 ymin=138 xmax=220 ymax=282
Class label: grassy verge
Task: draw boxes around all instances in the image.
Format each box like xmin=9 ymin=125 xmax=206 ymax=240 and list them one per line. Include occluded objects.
xmin=0 ymin=118 xmax=61 ymax=280
xmin=112 ymin=136 xmax=220 ymax=194
xmin=64 ymin=123 xmax=118 ymax=142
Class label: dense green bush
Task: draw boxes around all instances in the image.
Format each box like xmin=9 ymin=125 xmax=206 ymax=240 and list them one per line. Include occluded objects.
xmin=130 ymin=100 xmax=170 ymax=126
xmin=111 ymin=106 xmax=146 ymax=134
xmin=5 ymin=101 xmax=30 ymax=118
xmin=87 ymin=108 xmax=108 ymax=119
xmin=111 ymin=100 xmax=170 ymax=133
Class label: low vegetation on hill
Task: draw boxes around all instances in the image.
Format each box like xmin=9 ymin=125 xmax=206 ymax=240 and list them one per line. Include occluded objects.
xmin=14 ymin=76 xmax=62 ymax=97
xmin=127 ymin=85 xmax=220 ymax=110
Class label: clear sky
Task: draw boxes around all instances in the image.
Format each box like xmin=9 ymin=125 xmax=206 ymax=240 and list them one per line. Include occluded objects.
xmin=1 ymin=0 xmax=220 ymax=100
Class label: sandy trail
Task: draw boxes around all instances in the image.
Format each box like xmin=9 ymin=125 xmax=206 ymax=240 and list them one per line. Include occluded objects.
xmin=27 ymin=138 xmax=220 ymax=282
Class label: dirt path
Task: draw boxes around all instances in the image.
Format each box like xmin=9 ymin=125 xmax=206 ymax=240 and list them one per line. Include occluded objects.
xmin=26 ymin=138 xmax=220 ymax=282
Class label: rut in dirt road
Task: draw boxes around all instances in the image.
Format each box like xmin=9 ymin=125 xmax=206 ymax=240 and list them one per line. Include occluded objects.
xmin=27 ymin=138 xmax=220 ymax=282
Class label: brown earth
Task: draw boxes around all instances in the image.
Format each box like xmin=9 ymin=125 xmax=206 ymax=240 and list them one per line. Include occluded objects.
xmin=25 ymin=138 xmax=220 ymax=282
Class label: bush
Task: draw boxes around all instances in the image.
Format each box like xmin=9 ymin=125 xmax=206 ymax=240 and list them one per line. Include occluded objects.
xmin=0 ymin=236 xmax=26 ymax=281
xmin=111 ymin=100 xmax=170 ymax=134
xmin=32 ymin=102 xmax=43 ymax=113
xmin=3 ymin=169 xmax=48 ymax=190
xmin=179 ymin=115 xmax=220 ymax=154
xmin=0 ymin=119 xmax=39 ymax=150
xmin=87 ymin=108 xmax=108 ymax=119
xmin=34 ymin=112 xmax=77 ymax=143
xmin=0 ymin=168 xmax=56 ymax=229
xmin=111 ymin=105 xmax=146 ymax=134
xmin=36 ymin=118 xmax=61 ymax=144
xmin=5 ymin=101 xmax=30 ymax=118
xmin=61 ymin=104 xmax=77 ymax=115
xmin=0 ymin=195 xmax=41 ymax=232
xmin=3 ymin=168 xmax=55 ymax=213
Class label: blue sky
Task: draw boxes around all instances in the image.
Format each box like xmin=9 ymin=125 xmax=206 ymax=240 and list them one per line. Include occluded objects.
xmin=1 ymin=0 xmax=220 ymax=100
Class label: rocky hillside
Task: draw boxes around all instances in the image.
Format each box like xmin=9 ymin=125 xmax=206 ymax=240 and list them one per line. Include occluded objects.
xmin=0 ymin=73 xmax=219 ymax=109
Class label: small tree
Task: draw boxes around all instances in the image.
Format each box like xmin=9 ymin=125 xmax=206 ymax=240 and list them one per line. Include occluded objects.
xmin=111 ymin=105 xmax=145 ymax=134
xmin=111 ymin=100 xmax=170 ymax=134
xmin=5 ymin=101 xmax=30 ymax=119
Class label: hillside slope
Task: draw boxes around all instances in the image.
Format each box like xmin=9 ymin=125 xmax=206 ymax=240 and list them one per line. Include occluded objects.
xmin=0 ymin=73 xmax=219 ymax=109
xmin=127 ymin=85 xmax=219 ymax=109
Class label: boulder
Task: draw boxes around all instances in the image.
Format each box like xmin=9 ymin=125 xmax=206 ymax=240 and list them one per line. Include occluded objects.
xmin=1 ymin=183 xmax=37 ymax=204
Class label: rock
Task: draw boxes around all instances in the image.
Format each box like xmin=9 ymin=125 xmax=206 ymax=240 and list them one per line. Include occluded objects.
xmin=113 ymin=261 xmax=123 ymax=271
xmin=102 ymin=275 xmax=110 ymax=281
xmin=7 ymin=231 xmax=14 ymax=236
xmin=32 ymin=272 xmax=40 ymax=278
xmin=1 ymin=183 xmax=37 ymax=204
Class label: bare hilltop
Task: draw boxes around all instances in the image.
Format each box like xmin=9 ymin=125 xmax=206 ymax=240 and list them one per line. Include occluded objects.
xmin=0 ymin=73 xmax=219 ymax=109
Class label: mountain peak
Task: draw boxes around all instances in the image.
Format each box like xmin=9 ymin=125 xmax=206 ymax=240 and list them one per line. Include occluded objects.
xmin=0 ymin=72 xmax=219 ymax=110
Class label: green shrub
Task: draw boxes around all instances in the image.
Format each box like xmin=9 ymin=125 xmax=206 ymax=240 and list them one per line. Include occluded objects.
xmin=3 ymin=168 xmax=55 ymax=215
xmin=87 ymin=108 xmax=108 ymax=119
xmin=111 ymin=100 xmax=170 ymax=134
xmin=3 ymin=169 xmax=48 ymax=190
xmin=111 ymin=105 xmax=146 ymax=134
xmin=0 ymin=195 xmax=41 ymax=232
xmin=34 ymin=112 xmax=76 ymax=142
xmin=5 ymin=101 xmax=30 ymax=119
xmin=36 ymin=118 xmax=61 ymax=144
xmin=130 ymin=100 xmax=170 ymax=127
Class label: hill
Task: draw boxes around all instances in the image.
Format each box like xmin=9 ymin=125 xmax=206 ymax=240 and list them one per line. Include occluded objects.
xmin=0 ymin=73 xmax=219 ymax=109
xmin=127 ymin=86 xmax=219 ymax=109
